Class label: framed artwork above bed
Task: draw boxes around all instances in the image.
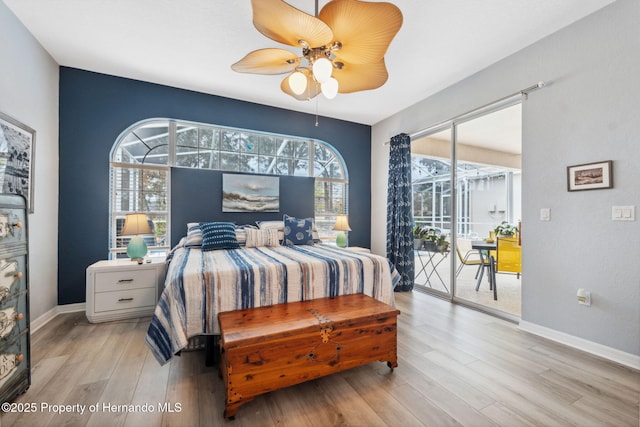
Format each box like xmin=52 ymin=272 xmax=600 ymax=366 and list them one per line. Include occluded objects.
xmin=222 ymin=173 xmax=279 ymax=212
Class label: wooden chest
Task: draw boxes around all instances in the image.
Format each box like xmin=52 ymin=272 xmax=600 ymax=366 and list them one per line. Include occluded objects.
xmin=218 ymin=294 xmax=400 ymax=419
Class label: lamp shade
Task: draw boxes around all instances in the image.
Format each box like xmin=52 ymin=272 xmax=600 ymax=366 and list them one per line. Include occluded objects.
xmin=121 ymin=213 xmax=152 ymax=236
xmin=333 ymin=214 xmax=351 ymax=232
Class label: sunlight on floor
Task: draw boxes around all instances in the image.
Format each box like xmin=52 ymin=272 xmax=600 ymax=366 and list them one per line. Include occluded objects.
xmin=414 ymin=252 xmax=521 ymax=317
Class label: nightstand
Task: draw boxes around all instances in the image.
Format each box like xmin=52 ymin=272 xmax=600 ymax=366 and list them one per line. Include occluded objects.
xmin=86 ymin=259 xmax=166 ymax=323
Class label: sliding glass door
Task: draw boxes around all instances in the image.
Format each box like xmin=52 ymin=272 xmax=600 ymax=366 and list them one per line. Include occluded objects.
xmin=411 ymin=102 xmax=522 ymax=319
xmin=453 ymin=104 xmax=522 ymax=317
xmin=411 ymin=126 xmax=452 ymax=297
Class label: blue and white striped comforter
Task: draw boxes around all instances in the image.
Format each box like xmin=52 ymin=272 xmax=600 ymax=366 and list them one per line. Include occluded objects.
xmin=146 ymin=244 xmax=399 ymax=365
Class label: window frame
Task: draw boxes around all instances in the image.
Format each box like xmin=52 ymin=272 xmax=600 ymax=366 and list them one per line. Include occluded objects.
xmin=109 ymin=118 xmax=349 ymax=257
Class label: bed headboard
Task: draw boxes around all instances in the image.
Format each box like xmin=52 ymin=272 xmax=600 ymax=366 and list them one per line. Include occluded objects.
xmin=170 ymin=168 xmax=315 ymax=247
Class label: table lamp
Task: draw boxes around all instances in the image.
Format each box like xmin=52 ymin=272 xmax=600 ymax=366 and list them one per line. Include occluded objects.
xmin=121 ymin=213 xmax=152 ymax=263
xmin=333 ymin=214 xmax=351 ymax=248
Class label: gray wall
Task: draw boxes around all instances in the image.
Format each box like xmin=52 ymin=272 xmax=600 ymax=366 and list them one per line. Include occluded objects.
xmin=372 ymin=0 xmax=639 ymax=357
xmin=0 ymin=2 xmax=59 ymax=321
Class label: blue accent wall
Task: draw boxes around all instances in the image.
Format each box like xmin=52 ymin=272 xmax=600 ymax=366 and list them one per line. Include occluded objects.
xmin=171 ymin=169 xmax=315 ymax=247
xmin=59 ymin=67 xmax=372 ymax=305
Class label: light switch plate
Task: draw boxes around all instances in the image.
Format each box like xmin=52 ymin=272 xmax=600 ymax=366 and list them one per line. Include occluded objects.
xmin=540 ymin=208 xmax=550 ymax=221
xmin=612 ymin=205 xmax=635 ymax=221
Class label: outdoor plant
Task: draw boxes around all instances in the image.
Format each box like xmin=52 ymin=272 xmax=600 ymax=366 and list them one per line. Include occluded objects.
xmin=436 ymin=234 xmax=449 ymax=252
xmin=424 ymin=228 xmax=439 ymax=243
xmin=413 ymin=226 xmax=448 ymax=252
xmin=412 ymin=225 xmax=426 ymax=239
xmin=494 ymin=221 xmax=518 ymax=237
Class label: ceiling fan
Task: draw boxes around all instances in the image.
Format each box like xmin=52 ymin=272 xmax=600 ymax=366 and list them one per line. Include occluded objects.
xmin=232 ymin=0 xmax=403 ymax=101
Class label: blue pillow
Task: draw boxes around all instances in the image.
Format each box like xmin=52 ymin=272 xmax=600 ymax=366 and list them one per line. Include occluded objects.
xmin=199 ymin=222 xmax=240 ymax=251
xmin=283 ymin=215 xmax=314 ymax=245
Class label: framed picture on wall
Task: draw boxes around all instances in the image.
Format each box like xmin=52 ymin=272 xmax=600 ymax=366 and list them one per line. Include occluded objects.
xmin=567 ymin=160 xmax=612 ymax=192
xmin=0 ymin=112 xmax=36 ymax=212
xmin=222 ymin=173 xmax=280 ymax=212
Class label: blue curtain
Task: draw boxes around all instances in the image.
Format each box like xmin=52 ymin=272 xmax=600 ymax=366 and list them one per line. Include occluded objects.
xmin=386 ymin=133 xmax=414 ymax=291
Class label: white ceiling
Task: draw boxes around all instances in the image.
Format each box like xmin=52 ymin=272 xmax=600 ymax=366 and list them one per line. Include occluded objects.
xmin=5 ymin=0 xmax=614 ymax=127
xmin=457 ymin=104 xmax=522 ymax=154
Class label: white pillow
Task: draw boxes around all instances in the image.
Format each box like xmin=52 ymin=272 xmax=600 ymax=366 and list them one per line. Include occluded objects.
xmin=256 ymin=220 xmax=283 ymax=230
xmin=184 ymin=222 xmax=203 ymax=247
xmin=245 ymin=228 xmax=280 ymax=248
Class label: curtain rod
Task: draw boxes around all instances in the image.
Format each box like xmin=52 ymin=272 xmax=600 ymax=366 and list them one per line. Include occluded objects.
xmin=386 ymin=81 xmax=546 ymax=144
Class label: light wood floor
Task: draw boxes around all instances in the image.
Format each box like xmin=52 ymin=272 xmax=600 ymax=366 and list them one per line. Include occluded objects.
xmin=2 ymin=291 xmax=639 ymax=426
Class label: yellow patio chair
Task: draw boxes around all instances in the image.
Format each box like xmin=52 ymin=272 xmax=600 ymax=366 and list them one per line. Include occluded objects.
xmin=496 ymin=237 xmax=521 ymax=278
xmin=455 ymin=238 xmax=485 ymax=278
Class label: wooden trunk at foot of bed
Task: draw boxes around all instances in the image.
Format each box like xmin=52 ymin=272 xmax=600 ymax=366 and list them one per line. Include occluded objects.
xmin=218 ymin=294 xmax=400 ymax=419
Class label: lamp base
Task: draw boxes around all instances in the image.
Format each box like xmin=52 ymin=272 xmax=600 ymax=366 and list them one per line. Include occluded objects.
xmin=127 ymin=235 xmax=148 ymax=263
xmin=335 ymin=231 xmax=347 ymax=248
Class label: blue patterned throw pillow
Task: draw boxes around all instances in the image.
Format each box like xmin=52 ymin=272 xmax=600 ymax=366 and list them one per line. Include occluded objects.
xmin=283 ymin=215 xmax=314 ymax=245
xmin=199 ymin=222 xmax=240 ymax=251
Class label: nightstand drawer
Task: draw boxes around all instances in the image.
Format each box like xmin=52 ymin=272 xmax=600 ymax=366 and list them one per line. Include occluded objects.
xmin=94 ymin=268 xmax=156 ymax=293
xmin=94 ymin=287 xmax=156 ymax=313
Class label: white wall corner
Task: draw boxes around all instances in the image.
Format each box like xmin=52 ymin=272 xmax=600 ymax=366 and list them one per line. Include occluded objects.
xmin=31 ymin=303 xmax=86 ymax=333
xmin=518 ymin=320 xmax=640 ymax=371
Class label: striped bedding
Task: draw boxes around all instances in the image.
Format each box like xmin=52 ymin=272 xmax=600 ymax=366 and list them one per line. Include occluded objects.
xmin=146 ymin=243 xmax=399 ymax=365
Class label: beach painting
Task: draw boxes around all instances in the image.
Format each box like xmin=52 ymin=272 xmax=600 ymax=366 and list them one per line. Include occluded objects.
xmin=222 ymin=174 xmax=279 ymax=212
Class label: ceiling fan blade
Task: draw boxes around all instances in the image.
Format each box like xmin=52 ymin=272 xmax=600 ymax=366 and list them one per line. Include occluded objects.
xmin=333 ymin=58 xmax=389 ymax=93
xmin=231 ymin=48 xmax=300 ymax=75
xmin=252 ymin=0 xmax=333 ymax=48
xmin=281 ymin=70 xmax=321 ymax=101
xmin=319 ymin=0 xmax=403 ymax=64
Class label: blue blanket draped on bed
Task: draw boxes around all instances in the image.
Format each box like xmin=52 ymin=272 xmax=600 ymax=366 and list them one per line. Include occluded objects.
xmin=146 ymin=244 xmax=399 ymax=365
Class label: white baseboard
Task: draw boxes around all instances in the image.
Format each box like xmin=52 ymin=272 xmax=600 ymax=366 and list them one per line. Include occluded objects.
xmin=519 ymin=320 xmax=640 ymax=371
xmin=31 ymin=303 xmax=86 ymax=333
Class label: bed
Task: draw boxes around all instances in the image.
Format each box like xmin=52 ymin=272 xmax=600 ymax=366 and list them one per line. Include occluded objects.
xmin=145 ymin=237 xmax=399 ymax=365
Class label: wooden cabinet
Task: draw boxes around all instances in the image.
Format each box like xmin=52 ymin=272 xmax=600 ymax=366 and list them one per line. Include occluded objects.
xmin=0 ymin=194 xmax=30 ymax=404
xmin=86 ymin=259 xmax=165 ymax=323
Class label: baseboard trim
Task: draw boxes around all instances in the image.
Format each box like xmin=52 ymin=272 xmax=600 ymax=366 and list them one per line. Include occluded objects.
xmin=31 ymin=303 xmax=86 ymax=333
xmin=519 ymin=320 xmax=640 ymax=370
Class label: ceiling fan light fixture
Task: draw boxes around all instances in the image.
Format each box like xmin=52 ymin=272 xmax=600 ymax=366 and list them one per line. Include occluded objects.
xmin=321 ymin=77 xmax=339 ymax=99
xmin=289 ymin=71 xmax=308 ymax=95
xmin=235 ymin=0 xmax=403 ymax=101
xmin=312 ymin=57 xmax=333 ymax=83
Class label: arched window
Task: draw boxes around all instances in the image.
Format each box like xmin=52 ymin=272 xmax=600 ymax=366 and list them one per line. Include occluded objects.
xmin=109 ymin=119 xmax=348 ymax=258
